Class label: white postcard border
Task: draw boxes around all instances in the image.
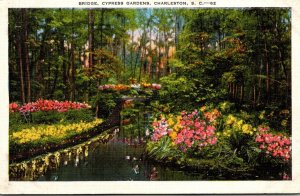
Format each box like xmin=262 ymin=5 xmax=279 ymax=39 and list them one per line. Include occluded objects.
xmin=0 ymin=0 xmax=299 ymax=194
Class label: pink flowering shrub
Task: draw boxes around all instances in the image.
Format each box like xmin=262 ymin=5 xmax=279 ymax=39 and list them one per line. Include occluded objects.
xmin=255 ymin=125 xmax=291 ymax=161
xmin=150 ymin=108 xmax=219 ymax=152
xmin=14 ymin=99 xmax=90 ymax=113
xmin=174 ymin=110 xmax=218 ymax=151
xmin=147 ymin=105 xmax=292 ymax=179
xmin=9 ymin=102 xmax=19 ymax=113
xmin=151 ymin=117 xmax=169 ymax=142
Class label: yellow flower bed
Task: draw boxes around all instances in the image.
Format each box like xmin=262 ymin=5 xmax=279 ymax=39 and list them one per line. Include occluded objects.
xmin=223 ymin=114 xmax=257 ymax=137
xmin=11 ymin=119 xmax=103 ymax=144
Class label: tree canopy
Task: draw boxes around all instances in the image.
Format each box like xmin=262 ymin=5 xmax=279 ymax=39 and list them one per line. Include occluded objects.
xmin=9 ymin=8 xmax=291 ymax=112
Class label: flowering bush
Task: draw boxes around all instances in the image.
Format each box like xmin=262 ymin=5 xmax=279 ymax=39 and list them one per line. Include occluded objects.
xmin=151 ymin=117 xmax=169 ymax=142
xmin=98 ymin=83 xmax=161 ymax=91
xmin=222 ymin=114 xmax=257 ymax=137
xmin=9 ymin=102 xmax=20 ymax=113
xmin=151 ymin=108 xmax=220 ymax=152
xmin=98 ymin=84 xmax=130 ymax=91
xmin=255 ymin=125 xmax=291 ymax=161
xmin=16 ymin=99 xmax=90 ymax=113
xmin=11 ymin=119 xmax=103 ymax=144
xmin=147 ymin=103 xmax=292 ymax=179
xmin=174 ymin=110 xmax=218 ymax=151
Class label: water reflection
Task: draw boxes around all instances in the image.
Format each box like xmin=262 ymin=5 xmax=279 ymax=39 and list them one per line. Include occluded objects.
xmin=9 ymin=132 xmax=113 ymax=181
xmin=150 ymin=167 xmax=159 ymax=181
xmin=10 ymin=129 xmax=217 ymax=181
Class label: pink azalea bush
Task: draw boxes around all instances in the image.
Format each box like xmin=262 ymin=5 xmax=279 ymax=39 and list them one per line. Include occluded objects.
xmin=12 ymin=99 xmax=90 ymax=113
xmin=255 ymin=125 xmax=291 ymax=161
xmin=151 ymin=108 xmax=219 ymax=152
xmin=174 ymin=110 xmax=218 ymax=151
xmin=148 ymin=103 xmax=292 ymax=180
xmin=9 ymin=102 xmax=19 ymax=113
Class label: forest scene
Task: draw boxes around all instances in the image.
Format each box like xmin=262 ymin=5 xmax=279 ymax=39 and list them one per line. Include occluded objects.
xmin=9 ymin=8 xmax=291 ymax=181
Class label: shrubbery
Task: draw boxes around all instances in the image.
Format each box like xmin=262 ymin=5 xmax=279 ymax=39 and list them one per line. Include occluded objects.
xmin=146 ymin=102 xmax=292 ymax=180
xmin=9 ymin=100 xmax=95 ymax=132
xmin=9 ymin=100 xmax=101 ymax=157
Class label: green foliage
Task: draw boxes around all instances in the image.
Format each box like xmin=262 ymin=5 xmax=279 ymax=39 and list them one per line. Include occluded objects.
xmin=158 ymin=73 xmax=195 ymax=112
xmin=31 ymin=109 xmax=94 ymax=124
xmin=9 ymin=112 xmax=24 ymax=125
xmin=146 ymin=136 xmax=182 ymax=161
xmin=145 ymin=134 xmax=257 ymax=175
xmin=9 ymin=113 xmax=32 ymax=132
xmin=9 ymin=109 xmax=95 ymax=132
xmin=91 ymin=92 xmax=118 ymax=118
xmin=121 ymin=108 xmax=139 ymax=119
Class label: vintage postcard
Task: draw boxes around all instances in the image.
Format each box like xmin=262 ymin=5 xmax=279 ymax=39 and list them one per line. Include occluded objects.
xmin=0 ymin=0 xmax=300 ymax=194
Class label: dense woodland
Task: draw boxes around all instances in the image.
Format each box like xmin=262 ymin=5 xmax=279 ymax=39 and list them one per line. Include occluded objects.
xmin=9 ymin=8 xmax=291 ymax=114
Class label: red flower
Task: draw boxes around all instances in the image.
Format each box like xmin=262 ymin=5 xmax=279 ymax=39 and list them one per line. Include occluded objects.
xmin=9 ymin=102 xmax=19 ymax=113
xmin=16 ymin=99 xmax=90 ymax=113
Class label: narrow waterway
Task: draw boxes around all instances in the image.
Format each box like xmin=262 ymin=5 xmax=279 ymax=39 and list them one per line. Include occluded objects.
xmin=39 ymin=135 xmax=209 ymax=181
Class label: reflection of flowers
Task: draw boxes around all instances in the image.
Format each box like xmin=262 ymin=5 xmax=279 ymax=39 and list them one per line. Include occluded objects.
xmin=149 ymin=167 xmax=158 ymax=180
xmin=133 ymin=165 xmax=139 ymax=174
xmin=282 ymin=172 xmax=290 ymax=180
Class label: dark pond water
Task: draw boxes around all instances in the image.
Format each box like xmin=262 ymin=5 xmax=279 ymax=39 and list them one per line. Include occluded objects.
xmin=39 ymin=137 xmax=209 ymax=181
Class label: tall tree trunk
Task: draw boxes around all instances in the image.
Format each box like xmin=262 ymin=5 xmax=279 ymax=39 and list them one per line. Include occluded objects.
xmin=130 ymin=30 xmax=134 ymax=76
xmin=257 ymin=58 xmax=263 ymax=105
xmin=23 ymin=9 xmax=31 ymax=102
xmin=149 ymin=26 xmax=152 ymax=78
xmin=253 ymin=85 xmax=256 ymax=107
xmin=140 ymin=29 xmax=147 ymax=81
xmin=35 ymin=21 xmax=50 ymax=98
xmin=16 ymin=26 xmax=26 ymax=104
xmin=59 ymin=39 xmax=67 ymax=99
xmin=240 ymin=85 xmax=244 ymax=103
xmin=265 ymin=47 xmax=270 ymax=103
xmin=100 ymin=9 xmax=104 ymax=50
xmin=134 ymin=45 xmax=141 ymax=78
xmin=157 ymin=33 xmax=161 ymax=80
xmin=71 ymin=43 xmax=75 ymax=101
xmin=46 ymin=49 xmax=51 ymax=98
xmin=65 ymin=45 xmax=71 ymax=100
xmin=122 ymin=16 xmax=126 ymax=69
xmin=50 ymin=43 xmax=60 ymax=98
xmin=88 ymin=9 xmax=94 ymax=69
xmin=71 ymin=8 xmax=76 ymax=101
